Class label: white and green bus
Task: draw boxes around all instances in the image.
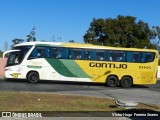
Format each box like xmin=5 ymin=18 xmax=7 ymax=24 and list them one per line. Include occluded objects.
xmin=3 ymin=42 xmax=158 ymax=87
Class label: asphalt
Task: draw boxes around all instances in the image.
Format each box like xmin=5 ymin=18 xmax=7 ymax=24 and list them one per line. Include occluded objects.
xmin=0 ymin=78 xmax=160 ymax=119
xmin=0 ymin=79 xmax=160 ymax=105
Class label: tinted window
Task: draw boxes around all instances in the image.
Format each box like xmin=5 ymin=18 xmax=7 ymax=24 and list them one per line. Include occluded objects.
xmin=60 ymin=48 xmax=69 ymax=59
xmin=95 ymin=50 xmax=106 ymax=61
xmin=89 ymin=49 xmax=96 ymax=60
xmin=70 ymin=49 xmax=82 ymax=59
xmin=126 ymin=52 xmax=134 ymax=62
xmin=14 ymin=46 xmax=32 ymax=55
xmin=109 ymin=50 xmax=125 ymax=62
xmin=133 ymin=52 xmax=141 ymax=62
xmin=28 ymin=47 xmax=49 ymax=59
xmin=84 ymin=49 xmax=90 ymax=60
xmin=28 ymin=46 xmax=156 ymax=63
xmin=51 ymin=47 xmax=69 ymax=59
xmin=126 ymin=51 xmax=155 ymax=63
xmin=142 ymin=52 xmax=155 ymax=62
xmin=37 ymin=48 xmax=45 ymax=58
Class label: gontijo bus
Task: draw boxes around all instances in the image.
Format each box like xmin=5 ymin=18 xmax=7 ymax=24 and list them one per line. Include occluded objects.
xmin=3 ymin=42 xmax=158 ymax=87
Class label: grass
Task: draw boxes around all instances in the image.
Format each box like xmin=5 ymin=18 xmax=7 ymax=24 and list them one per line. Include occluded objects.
xmin=0 ymin=92 xmax=159 ymax=111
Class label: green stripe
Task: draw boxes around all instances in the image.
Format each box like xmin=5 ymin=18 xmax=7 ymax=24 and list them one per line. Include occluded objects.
xmin=45 ymin=59 xmax=90 ymax=78
xmin=45 ymin=59 xmax=77 ymax=77
xmin=60 ymin=60 xmax=91 ymax=78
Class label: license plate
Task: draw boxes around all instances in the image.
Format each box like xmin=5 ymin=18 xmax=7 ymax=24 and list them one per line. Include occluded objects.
xmin=13 ymin=73 xmax=19 ymax=78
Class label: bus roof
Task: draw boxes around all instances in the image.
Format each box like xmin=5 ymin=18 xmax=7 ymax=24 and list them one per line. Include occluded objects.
xmin=14 ymin=41 xmax=62 ymax=46
xmin=14 ymin=41 xmax=158 ymax=52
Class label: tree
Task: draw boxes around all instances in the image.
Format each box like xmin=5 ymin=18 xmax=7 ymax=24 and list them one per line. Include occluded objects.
xmin=11 ymin=38 xmax=24 ymax=48
xmin=150 ymin=26 xmax=160 ymax=44
xmin=3 ymin=41 xmax=9 ymax=51
xmin=146 ymin=26 xmax=160 ymax=49
xmin=69 ymin=40 xmax=75 ymax=43
xmin=84 ymin=15 xmax=155 ymax=48
xmin=26 ymin=26 xmax=36 ymax=42
xmin=0 ymin=50 xmax=2 ymax=57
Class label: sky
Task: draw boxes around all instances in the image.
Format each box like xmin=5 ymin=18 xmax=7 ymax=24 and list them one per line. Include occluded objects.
xmin=0 ymin=0 xmax=160 ymax=51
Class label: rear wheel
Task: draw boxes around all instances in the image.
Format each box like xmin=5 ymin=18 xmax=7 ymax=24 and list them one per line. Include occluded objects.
xmin=106 ymin=76 xmax=118 ymax=87
xmin=120 ymin=76 xmax=132 ymax=88
xmin=27 ymin=72 xmax=39 ymax=83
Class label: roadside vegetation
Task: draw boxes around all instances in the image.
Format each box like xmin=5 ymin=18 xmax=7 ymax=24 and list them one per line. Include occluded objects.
xmin=0 ymin=50 xmax=2 ymax=58
xmin=0 ymin=92 xmax=159 ymax=111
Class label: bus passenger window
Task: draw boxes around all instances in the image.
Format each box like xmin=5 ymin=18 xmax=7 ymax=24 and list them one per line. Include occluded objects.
xmin=133 ymin=52 xmax=141 ymax=62
xmin=28 ymin=47 xmax=45 ymax=59
xmin=37 ymin=49 xmax=45 ymax=58
xmin=96 ymin=50 xmax=106 ymax=61
xmin=108 ymin=51 xmax=113 ymax=61
xmin=45 ymin=47 xmax=51 ymax=58
xmin=60 ymin=48 xmax=69 ymax=59
xmin=76 ymin=55 xmax=81 ymax=59
xmin=126 ymin=52 xmax=133 ymax=62
xmin=52 ymin=53 xmax=56 ymax=58
xmin=109 ymin=56 xmax=113 ymax=61
xmin=52 ymin=48 xmax=57 ymax=58
xmin=68 ymin=49 xmax=71 ymax=59
xmin=109 ymin=51 xmax=125 ymax=62
xmin=145 ymin=53 xmax=154 ymax=62
xmin=71 ymin=49 xmax=82 ymax=60
xmin=56 ymin=51 xmax=61 ymax=58
xmin=84 ymin=50 xmax=90 ymax=60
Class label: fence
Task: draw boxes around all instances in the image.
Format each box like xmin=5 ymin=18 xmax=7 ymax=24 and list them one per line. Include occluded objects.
xmin=0 ymin=58 xmax=7 ymax=77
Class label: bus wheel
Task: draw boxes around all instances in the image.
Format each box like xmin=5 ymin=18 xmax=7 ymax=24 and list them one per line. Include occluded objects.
xmin=106 ymin=76 xmax=118 ymax=87
xmin=120 ymin=76 xmax=132 ymax=88
xmin=27 ymin=72 xmax=39 ymax=83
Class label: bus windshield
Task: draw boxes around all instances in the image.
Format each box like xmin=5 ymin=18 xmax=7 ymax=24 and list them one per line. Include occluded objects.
xmin=7 ymin=51 xmax=22 ymax=66
xmin=6 ymin=46 xmax=32 ymax=67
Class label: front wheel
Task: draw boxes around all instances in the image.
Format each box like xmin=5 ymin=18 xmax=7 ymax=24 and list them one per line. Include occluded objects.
xmin=106 ymin=76 xmax=118 ymax=87
xmin=27 ymin=72 xmax=39 ymax=83
xmin=120 ymin=76 xmax=133 ymax=88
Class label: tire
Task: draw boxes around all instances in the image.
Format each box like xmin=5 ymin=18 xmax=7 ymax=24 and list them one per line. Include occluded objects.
xmin=106 ymin=76 xmax=118 ymax=87
xmin=27 ymin=72 xmax=39 ymax=83
xmin=120 ymin=76 xmax=132 ymax=88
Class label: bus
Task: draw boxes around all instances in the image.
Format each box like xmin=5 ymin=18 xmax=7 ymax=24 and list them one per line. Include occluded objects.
xmin=3 ymin=42 xmax=158 ymax=87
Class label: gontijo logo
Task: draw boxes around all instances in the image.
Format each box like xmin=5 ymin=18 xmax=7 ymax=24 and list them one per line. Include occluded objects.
xmin=89 ymin=62 xmax=127 ymax=69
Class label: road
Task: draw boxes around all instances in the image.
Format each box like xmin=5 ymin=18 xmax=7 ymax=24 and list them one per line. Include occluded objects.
xmin=0 ymin=78 xmax=160 ymax=106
